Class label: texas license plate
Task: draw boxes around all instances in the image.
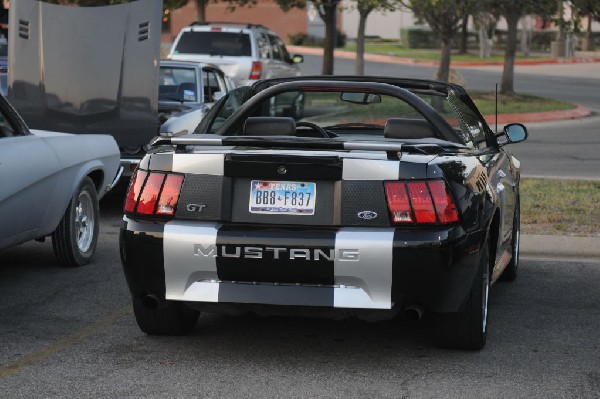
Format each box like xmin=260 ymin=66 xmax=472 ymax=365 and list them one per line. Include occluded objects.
xmin=249 ymin=180 xmax=316 ymax=215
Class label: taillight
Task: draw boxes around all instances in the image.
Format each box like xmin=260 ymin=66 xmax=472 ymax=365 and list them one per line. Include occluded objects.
xmin=384 ymin=181 xmax=413 ymax=223
xmin=124 ymin=170 xmax=184 ymax=217
xmin=156 ymin=174 xmax=184 ymax=216
xmin=249 ymin=61 xmax=262 ymax=80
xmin=384 ymin=180 xmax=459 ymax=225
xmin=124 ymin=170 xmax=147 ymax=213
xmin=427 ymin=180 xmax=459 ymax=223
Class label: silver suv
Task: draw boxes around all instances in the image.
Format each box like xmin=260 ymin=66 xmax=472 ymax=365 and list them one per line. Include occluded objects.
xmin=168 ymin=22 xmax=303 ymax=86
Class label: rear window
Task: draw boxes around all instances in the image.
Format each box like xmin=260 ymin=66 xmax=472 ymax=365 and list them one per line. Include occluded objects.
xmin=174 ymin=31 xmax=252 ymax=57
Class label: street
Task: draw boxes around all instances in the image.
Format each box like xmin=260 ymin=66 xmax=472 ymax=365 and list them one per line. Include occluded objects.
xmin=1 ymin=56 xmax=599 ymax=397
xmin=0 ymin=187 xmax=599 ymax=398
xmin=298 ymin=55 xmax=600 ymax=180
xmin=298 ymin=54 xmax=600 ymax=110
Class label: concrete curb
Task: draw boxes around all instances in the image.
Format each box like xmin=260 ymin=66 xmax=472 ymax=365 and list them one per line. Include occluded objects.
xmin=521 ymin=235 xmax=600 ymax=261
xmin=287 ymin=45 xmax=600 ymax=67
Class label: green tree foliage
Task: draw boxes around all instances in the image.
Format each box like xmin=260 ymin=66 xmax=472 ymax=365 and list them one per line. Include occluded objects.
xmin=354 ymin=0 xmax=398 ymax=75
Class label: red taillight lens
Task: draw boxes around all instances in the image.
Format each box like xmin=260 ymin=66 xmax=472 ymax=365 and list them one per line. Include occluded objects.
xmin=428 ymin=180 xmax=459 ymax=223
xmin=384 ymin=182 xmax=413 ymax=223
xmin=249 ymin=61 xmax=262 ymax=80
xmin=124 ymin=170 xmax=184 ymax=217
xmin=384 ymin=180 xmax=458 ymax=225
xmin=137 ymin=173 xmax=165 ymax=215
xmin=124 ymin=170 xmax=147 ymax=213
xmin=156 ymin=174 xmax=184 ymax=216
xmin=407 ymin=182 xmax=437 ymax=224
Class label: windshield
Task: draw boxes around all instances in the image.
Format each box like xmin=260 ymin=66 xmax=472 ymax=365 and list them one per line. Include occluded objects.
xmin=174 ymin=31 xmax=252 ymax=57
xmin=201 ymin=85 xmax=489 ymax=148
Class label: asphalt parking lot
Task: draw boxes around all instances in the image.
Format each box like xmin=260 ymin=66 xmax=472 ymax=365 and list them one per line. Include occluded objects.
xmin=1 ymin=187 xmax=599 ymax=398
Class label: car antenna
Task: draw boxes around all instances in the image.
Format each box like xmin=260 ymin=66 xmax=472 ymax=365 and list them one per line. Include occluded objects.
xmin=495 ymin=83 xmax=498 ymax=133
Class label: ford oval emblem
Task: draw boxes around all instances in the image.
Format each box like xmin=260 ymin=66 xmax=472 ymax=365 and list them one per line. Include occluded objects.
xmin=358 ymin=211 xmax=378 ymax=220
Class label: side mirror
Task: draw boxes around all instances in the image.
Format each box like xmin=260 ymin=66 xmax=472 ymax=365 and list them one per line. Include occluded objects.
xmin=291 ymin=54 xmax=304 ymax=64
xmin=503 ymin=123 xmax=528 ymax=144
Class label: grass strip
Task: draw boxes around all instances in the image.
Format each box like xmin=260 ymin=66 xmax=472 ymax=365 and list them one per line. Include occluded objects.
xmin=342 ymin=43 xmax=547 ymax=63
xmin=470 ymin=92 xmax=576 ymax=115
xmin=521 ymin=178 xmax=600 ymax=237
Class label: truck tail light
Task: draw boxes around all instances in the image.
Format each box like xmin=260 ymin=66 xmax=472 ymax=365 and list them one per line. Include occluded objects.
xmin=384 ymin=180 xmax=458 ymax=225
xmin=124 ymin=170 xmax=184 ymax=217
xmin=249 ymin=61 xmax=262 ymax=80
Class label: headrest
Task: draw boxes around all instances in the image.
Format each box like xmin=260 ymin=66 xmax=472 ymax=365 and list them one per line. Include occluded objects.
xmin=243 ymin=117 xmax=296 ymax=136
xmin=384 ymin=118 xmax=435 ymax=140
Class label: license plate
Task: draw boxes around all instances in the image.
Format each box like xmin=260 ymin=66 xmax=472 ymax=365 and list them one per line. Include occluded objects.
xmin=249 ymin=180 xmax=316 ymax=215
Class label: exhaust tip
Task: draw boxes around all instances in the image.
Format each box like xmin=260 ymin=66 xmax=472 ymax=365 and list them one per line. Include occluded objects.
xmin=142 ymin=294 xmax=159 ymax=310
xmin=403 ymin=305 xmax=424 ymax=322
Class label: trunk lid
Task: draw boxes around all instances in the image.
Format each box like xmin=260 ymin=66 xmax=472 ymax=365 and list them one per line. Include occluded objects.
xmin=144 ymin=136 xmax=441 ymax=229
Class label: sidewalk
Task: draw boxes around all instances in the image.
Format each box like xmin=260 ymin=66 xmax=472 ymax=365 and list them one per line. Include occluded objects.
xmin=521 ymin=235 xmax=600 ymax=261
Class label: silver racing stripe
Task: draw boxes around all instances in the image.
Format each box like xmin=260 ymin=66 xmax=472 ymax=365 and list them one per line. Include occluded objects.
xmin=334 ymin=228 xmax=394 ymax=309
xmin=149 ymin=153 xmax=225 ymax=175
xmin=164 ymin=221 xmax=221 ymax=301
xmin=163 ymin=222 xmax=394 ymax=310
xmin=342 ymin=158 xmax=400 ymax=181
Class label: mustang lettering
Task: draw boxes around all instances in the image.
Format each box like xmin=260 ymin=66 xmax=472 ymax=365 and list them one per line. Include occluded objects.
xmin=193 ymin=245 xmax=359 ymax=261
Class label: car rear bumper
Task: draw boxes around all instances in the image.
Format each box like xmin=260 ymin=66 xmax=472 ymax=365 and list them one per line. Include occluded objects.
xmin=120 ymin=218 xmax=487 ymax=315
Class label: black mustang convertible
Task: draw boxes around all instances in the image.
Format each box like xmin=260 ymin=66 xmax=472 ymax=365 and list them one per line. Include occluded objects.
xmin=120 ymin=76 xmax=527 ymax=350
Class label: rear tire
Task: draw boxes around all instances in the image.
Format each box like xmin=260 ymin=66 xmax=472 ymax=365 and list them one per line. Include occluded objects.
xmin=437 ymin=236 xmax=490 ymax=350
xmin=52 ymin=177 xmax=99 ymax=267
xmin=132 ymin=298 xmax=199 ymax=336
xmin=501 ymin=196 xmax=520 ymax=282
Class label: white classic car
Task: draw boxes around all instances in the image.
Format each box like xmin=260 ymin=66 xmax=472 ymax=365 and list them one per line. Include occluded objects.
xmin=0 ymin=94 xmax=120 ymax=266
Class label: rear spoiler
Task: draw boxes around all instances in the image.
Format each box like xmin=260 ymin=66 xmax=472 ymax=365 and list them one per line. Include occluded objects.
xmin=150 ymin=134 xmax=405 ymax=152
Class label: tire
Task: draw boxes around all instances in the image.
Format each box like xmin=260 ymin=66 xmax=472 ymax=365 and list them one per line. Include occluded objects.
xmin=437 ymin=236 xmax=490 ymax=350
xmin=500 ymin=196 xmax=520 ymax=282
xmin=52 ymin=177 xmax=99 ymax=267
xmin=132 ymin=298 xmax=199 ymax=336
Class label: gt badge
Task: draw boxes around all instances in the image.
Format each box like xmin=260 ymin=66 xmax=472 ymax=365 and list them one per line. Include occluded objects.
xmin=357 ymin=211 xmax=378 ymax=220
xmin=186 ymin=204 xmax=206 ymax=212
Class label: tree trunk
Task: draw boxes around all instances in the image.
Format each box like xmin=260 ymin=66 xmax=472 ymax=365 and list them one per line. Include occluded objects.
xmin=584 ymin=15 xmax=593 ymax=51
xmin=459 ymin=15 xmax=469 ymax=54
xmin=501 ymin=11 xmax=519 ymax=95
xmin=437 ymin=36 xmax=452 ymax=83
xmin=320 ymin=1 xmax=339 ymax=75
xmin=521 ymin=16 xmax=530 ymax=58
xmin=355 ymin=9 xmax=370 ymax=75
xmin=195 ymin=0 xmax=206 ymax=23
xmin=478 ymin=13 xmax=492 ymax=58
